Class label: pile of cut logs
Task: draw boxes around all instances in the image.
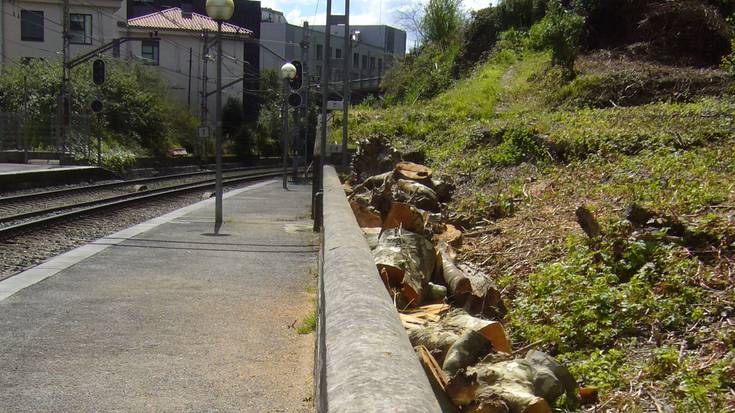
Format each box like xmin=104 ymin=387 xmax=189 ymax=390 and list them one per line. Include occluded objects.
xmin=346 ymin=157 xmax=584 ymax=412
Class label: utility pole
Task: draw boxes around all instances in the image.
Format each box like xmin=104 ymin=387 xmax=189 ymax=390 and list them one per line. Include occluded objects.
xmin=200 ymin=33 xmax=209 ymax=163
xmin=59 ymin=0 xmax=70 ymax=150
xmin=301 ymin=21 xmax=310 ymax=179
xmin=282 ymin=78 xmax=289 ymax=189
xmin=341 ymin=0 xmax=350 ymax=168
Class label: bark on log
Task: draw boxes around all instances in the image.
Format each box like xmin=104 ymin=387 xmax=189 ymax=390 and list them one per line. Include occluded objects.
xmin=437 ymin=244 xmax=473 ymax=299
xmin=373 ymin=228 xmax=436 ymax=305
xmin=443 ymin=330 xmax=491 ymax=375
xmin=446 ymin=358 xmax=552 ymax=413
xmin=458 ymin=262 xmax=504 ymax=318
xmin=405 ymin=309 xmax=511 ymax=363
xmin=395 ymin=179 xmax=440 ymax=211
xmin=417 ymin=345 xmax=460 ymax=413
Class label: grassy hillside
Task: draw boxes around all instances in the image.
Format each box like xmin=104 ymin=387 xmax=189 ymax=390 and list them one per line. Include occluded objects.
xmin=345 ymin=50 xmax=735 ymax=411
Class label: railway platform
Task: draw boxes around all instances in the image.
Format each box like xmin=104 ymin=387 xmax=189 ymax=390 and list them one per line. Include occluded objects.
xmin=0 ymin=179 xmax=318 ymax=412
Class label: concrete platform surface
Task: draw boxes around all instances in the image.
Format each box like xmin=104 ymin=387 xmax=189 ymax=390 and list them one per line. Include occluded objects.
xmin=0 ymin=180 xmax=318 ymax=412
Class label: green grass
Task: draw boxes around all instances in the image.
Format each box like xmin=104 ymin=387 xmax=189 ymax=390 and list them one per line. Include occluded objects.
xmin=297 ymin=311 xmax=317 ymax=334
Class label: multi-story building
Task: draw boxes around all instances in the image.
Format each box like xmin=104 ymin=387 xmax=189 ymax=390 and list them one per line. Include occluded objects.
xmin=0 ymin=0 xmax=126 ymax=65
xmin=123 ymin=6 xmax=251 ymax=124
xmin=260 ymin=8 xmax=406 ymax=97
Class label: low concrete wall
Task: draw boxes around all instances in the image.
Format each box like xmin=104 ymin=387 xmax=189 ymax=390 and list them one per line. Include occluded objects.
xmin=317 ymin=165 xmax=441 ymax=413
xmin=0 ymin=166 xmax=116 ymax=191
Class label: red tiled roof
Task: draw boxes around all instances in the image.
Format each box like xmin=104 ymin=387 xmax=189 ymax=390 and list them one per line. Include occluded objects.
xmin=127 ymin=7 xmax=251 ymax=35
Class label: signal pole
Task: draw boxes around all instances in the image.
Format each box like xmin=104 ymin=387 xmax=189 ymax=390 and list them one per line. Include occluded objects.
xmin=301 ymin=22 xmax=310 ymax=178
xmin=341 ymin=0 xmax=350 ymax=168
xmin=59 ymin=0 xmax=70 ymax=150
xmin=200 ymin=33 xmax=209 ymax=162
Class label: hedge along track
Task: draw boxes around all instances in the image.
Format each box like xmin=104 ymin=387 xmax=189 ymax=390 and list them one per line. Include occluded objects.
xmin=0 ymin=168 xmax=286 ymax=241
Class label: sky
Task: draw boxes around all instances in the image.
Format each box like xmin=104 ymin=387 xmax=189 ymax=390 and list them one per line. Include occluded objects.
xmin=258 ymin=0 xmax=496 ymax=47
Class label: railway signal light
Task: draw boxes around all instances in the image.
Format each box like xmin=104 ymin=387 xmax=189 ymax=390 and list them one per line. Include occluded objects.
xmin=92 ymin=59 xmax=105 ymax=85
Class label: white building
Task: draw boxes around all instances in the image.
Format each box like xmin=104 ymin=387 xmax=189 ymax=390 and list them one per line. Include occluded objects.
xmin=123 ymin=7 xmax=251 ymax=124
xmin=0 ymin=0 xmax=126 ymax=65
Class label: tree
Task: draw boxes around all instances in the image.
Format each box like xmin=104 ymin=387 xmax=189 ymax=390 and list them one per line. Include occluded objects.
xmin=528 ymin=0 xmax=585 ymax=78
xmin=421 ymin=0 xmax=464 ymax=46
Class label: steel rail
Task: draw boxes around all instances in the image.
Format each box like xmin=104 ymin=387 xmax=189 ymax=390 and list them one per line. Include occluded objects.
xmin=0 ymin=170 xmax=286 ymax=239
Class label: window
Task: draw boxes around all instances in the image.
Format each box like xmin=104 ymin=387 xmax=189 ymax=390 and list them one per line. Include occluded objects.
xmin=20 ymin=10 xmax=44 ymax=42
xmin=316 ymin=65 xmax=322 ymax=78
xmin=316 ymin=44 xmax=323 ymax=60
xmin=69 ymin=14 xmax=92 ymax=44
xmin=335 ymin=48 xmax=342 ymax=59
xmin=361 ymin=55 xmax=367 ymax=68
xmin=370 ymin=56 xmax=376 ymax=71
xmin=378 ymin=58 xmax=383 ymax=74
xmin=353 ymin=52 xmax=359 ymax=67
xmin=141 ymin=40 xmax=159 ymax=65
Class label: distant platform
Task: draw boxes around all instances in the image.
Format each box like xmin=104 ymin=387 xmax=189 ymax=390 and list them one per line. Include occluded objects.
xmin=0 ymin=164 xmax=116 ymax=191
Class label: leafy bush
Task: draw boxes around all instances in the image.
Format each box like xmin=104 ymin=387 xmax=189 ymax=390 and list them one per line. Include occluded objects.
xmin=0 ymin=59 xmax=196 ymax=159
xmin=527 ymin=0 xmax=585 ymax=77
xmin=381 ymin=43 xmax=459 ymax=104
xmin=420 ymin=0 xmax=464 ymax=46
xmin=457 ymin=0 xmax=546 ymax=72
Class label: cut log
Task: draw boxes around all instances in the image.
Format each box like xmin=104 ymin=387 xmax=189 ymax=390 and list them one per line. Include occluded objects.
xmin=434 ymin=224 xmax=464 ymax=249
xmin=459 ymin=262 xmax=504 ymax=318
xmin=373 ymin=228 xmax=436 ymax=305
xmin=406 ymin=309 xmax=511 ymax=364
xmin=361 ymin=227 xmax=382 ymax=250
xmin=432 ymin=175 xmax=456 ymax=203
xmin=427 ymin=282 xmax=448 ymax=302
xmin=443 ymin=329 xmax=492 ymax=375
xmin=417 ymin=345 xmax=460 ymax=413
xmin=575 ymin=206 xmax=601 ymax=239
xmin=361 ymin=171 xmax=394 ymax=190
xmin=382 ymin=202 xmax=426 ymax=234
xmin=446 ymin=358 xmax=552 ymax=413
xmin=438 ymin=244 xmax=473 ymax=299
xmin=395 ymin=161 xmax=433 ymax=181
xmin=350 ymin=201 xmax=382 ymax=227
xmin=395 ymin=179 xmax=440 ymax=211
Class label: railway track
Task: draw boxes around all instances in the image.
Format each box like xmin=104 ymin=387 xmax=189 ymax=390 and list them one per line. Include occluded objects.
xmin=0 ymin=167 xmax=285 ymax=240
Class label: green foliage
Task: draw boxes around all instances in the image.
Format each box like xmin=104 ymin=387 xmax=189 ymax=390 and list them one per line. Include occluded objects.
xmin=420 ymin=0 xmax=464 ymax=46
xmin=527 ymin=0 xmax=585 ymax=77
xmin=382 ymin=43 xmax=459 ymax=104
xmin=456 ymin=0 xmax=546 ymax=71
xmin=510 ymin=235 xmax=705 ymax=352
xmin=297 ymin=310 xmax=317 ymax=334
xmin=0 ymin=59 xmax=196 ymax=160
xmin=722 ymin=39 xmax=735 ymax=73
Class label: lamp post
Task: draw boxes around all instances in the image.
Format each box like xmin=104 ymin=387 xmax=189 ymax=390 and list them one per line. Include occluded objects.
xmin=280 ymin=62 xmax=297 ymax=190
xmin=205 ymin=0 xmax=234 ymax=234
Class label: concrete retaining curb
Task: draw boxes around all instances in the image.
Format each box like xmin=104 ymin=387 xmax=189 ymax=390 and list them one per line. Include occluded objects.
xmin=317 ymin=166 xmax=441 ymax=412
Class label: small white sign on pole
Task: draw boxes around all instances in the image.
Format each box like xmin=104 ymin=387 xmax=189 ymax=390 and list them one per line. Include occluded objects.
xmin=198 ymin=125 xmax=210 ymax=139
xmin=326 ymin=100 xmax=344 ymax=111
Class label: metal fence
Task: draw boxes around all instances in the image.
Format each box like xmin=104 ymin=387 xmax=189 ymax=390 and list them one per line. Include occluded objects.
xmin=0 ymin=113 xmax=92 ymax=161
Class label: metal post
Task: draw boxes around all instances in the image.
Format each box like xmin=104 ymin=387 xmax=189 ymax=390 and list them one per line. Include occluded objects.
xmin=292 ymin=108 xmax=299 ymax=182
xmin=317 ymin=0 xmax=332 ymax=229
xmin=201 ymin=33 xmax=209 ymax=163
xmin=282 ymin=78 xmax=289 ymax=190
xmin=187 ymin=47 xmax=193 ymax=110
xmin=341 ymin=0 xmax=350 ymax=168
xmin=214 ymin=22 xmax=223 ymax=234
xmin=97 ymin=113 xmax=102 ymax=166
xmin=301 ymin=21 xmax=310 ymax=177
xmin=60 ymin=0 xmax=70 ymax=150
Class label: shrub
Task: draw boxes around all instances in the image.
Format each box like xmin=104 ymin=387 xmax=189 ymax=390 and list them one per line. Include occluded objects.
xmin=381 ymin=43 xmax=458 ymax=104
xmin=527 ymin=0 xmax=585 ymax=77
